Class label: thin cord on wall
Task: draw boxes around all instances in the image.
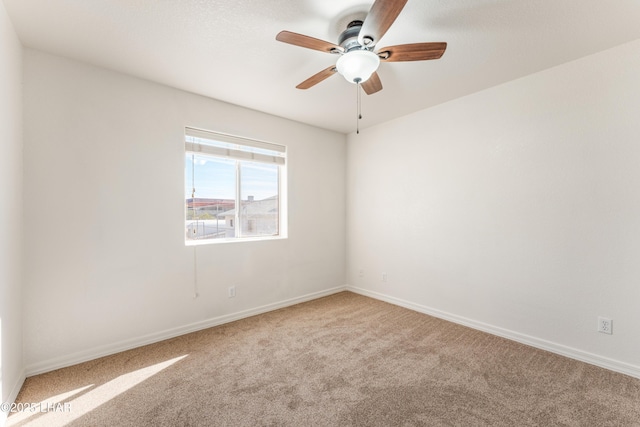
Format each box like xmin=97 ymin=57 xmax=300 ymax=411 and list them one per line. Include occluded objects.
xmin=191 ymin=154 xmax=199 ymax=238
xmin=191 ymin=153 xmax=199 ymax=299
xmin=193 ymin=246 xmax=199 ymax=299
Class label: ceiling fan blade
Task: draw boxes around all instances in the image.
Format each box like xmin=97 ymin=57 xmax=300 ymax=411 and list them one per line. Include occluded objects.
xmin=358 ymin=0 xmax=409 ymax=47
xmin=362 ymin=72 xmax=383 ymax=95
xmin=276 ymin=31 xmax=344 ymax=54
xmin=296 ymin=66 xmax=338 ymax=89
xmin=378 ymin=42 xmax=447 ymax=62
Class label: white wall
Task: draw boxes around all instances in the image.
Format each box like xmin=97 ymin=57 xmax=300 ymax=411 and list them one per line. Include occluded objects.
xmin=23 ymin=50 xmax=346 ymax=373
xmin=347 ymin=39 xmax=640 ymax=377
xmin=0 ymin=0 xmax=24 ymax=421
xmin=18 ymin=26 xmax=640 ymax=383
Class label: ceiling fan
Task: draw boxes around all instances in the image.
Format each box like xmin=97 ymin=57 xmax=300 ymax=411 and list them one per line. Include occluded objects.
xmin=276 ymin=0 xmax=447 ymax=95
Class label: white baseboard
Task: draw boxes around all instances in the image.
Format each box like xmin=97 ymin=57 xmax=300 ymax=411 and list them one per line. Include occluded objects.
xmin=346 ymin=285 xmax=640 ymax=380
xmin=26 ymin=286 xmax=348 ymax=377
xmin=25 ymin=284 xmax=640 ymax=380
xmin=1 ymin=369 xmax=26 ymax=427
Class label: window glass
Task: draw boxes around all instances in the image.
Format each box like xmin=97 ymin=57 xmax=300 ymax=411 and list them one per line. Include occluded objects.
xmin=185 ymin=155 xmax=236 ymax=240
xmin=239 ymin=162 xmax=279 ymax=237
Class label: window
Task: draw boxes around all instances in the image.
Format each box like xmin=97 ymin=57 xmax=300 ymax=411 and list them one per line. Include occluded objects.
xmin=185 ymin=127 xmax=286 ymax=243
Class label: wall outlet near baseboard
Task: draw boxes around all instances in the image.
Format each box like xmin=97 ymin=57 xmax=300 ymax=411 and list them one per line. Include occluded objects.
xmin=228 ymin=286 xmax=236 ymax=298
xmin=597 ymin=316 xmax=612 ymax=334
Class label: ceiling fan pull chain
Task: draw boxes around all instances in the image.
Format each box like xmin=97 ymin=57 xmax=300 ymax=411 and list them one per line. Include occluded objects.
xmin=355 ymin=78 xmax=362 ymax=134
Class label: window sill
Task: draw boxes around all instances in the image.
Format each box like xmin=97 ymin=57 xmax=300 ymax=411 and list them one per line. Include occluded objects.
xmin=185 ymin=235 xmax=287 ymax=246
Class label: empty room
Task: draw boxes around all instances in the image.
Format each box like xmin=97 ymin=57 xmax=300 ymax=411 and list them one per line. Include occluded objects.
xmin=2 ymin=0 xmax=640 ymax=425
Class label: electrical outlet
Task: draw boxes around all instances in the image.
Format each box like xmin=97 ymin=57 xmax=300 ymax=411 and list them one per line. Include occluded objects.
xmin=359 ymin=269 xmax=364 ymax=278
xmin=382 ymin=273 xmax=387 ymax=282
xmin=597 ymin=316 xmax=612 ymax=335
xmin=228 ymin=286 xmax=236 ymax=298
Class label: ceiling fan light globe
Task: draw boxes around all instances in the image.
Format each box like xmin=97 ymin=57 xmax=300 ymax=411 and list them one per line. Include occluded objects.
xmin=336 ymin=50 xmax=380 ymax=84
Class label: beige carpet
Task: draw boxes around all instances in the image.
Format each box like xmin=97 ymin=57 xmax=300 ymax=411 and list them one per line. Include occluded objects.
xmin=8 ymin=292 xmax=640 ymax=426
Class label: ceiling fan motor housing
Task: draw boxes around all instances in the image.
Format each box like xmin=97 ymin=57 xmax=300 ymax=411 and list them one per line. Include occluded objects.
xmin=338 ymin=20 xmax=367 ymax=52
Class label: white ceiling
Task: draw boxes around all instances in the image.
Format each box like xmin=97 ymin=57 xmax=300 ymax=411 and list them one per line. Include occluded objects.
xmin=5 ymin=0 xmax=640 ymax=134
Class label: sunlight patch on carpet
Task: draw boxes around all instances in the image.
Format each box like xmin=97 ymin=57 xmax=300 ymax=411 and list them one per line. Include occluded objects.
xmin=8 ymin=355 xmax=188 ymax=427
xmin=7 ymin=384 xmax=94 ymax=425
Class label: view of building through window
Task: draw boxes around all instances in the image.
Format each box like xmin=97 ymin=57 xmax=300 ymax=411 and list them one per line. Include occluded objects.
xmin=184 ymin=128 xmax=285 ymax=243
